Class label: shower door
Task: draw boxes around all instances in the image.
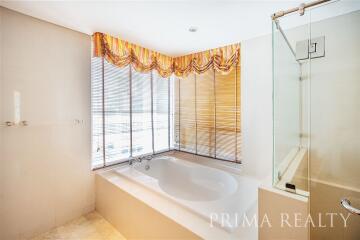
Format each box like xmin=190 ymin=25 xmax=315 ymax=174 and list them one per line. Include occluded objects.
xmin=308 ymin=3 xmax=360 ymax=240
xmin=272 ymin=11 xmax=311 ymax=196
xmin=273 ymin=1 xmax=360 ymax=239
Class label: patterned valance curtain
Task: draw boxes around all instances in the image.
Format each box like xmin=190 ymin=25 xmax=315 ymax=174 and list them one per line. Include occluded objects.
xmin=92 ymin=32 xmax=240 ymax=77
xmin=93 ymin=32 xmax=174 ymax=77
xmin=172 ymin=44 xmax=240 ymax=77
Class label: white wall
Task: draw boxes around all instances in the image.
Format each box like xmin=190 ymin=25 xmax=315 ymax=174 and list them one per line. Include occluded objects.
xmin=0 ymin=7 xmax=94 ymax=240
xmin=241 ymin=34 xmax=273 ymax=180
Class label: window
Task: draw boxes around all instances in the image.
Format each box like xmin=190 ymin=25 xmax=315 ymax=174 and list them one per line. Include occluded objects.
xmin=92 ymin=58 xmax=240 ymax=168
xmin=153 ymin=70 xmax=173 ymax=152
xmin=91 ymin=58 xmax=173 ymax=168
xmin=174 ymin=66 xmax=241 ymax=162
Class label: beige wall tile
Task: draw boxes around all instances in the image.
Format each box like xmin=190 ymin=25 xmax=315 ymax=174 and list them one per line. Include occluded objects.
xmin=0 ymin=7 xmax=94 ymax=240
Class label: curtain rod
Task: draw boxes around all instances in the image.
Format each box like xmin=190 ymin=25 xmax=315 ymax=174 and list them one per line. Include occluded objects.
xmin=271 ymin=0 xmax=331 ymax=20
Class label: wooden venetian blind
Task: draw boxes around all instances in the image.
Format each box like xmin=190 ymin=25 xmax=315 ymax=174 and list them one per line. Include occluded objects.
xmin=179 ymin=74 xmax=196 ymax=153
xmin=197 ymin=69 xmax=216 ymax=157
xmin=175 ymin=66 xmax=241 ymax=162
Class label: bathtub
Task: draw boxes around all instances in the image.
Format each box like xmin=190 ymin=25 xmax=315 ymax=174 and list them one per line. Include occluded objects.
xmin=113 ymin=151 xmax=260 ymax=232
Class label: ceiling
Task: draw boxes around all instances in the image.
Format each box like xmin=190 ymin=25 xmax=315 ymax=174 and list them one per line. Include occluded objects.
xmin=1 ymin=0 xmax=359 ymax=56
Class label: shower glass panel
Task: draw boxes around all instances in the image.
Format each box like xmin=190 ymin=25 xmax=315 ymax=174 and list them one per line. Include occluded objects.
xmin=272 ymin=11 xmax=310 ymax=196
xmin=273 ymin=1 xmax=360 ymax=238
xmin=308 ymin=4 xmax=360 ymax=239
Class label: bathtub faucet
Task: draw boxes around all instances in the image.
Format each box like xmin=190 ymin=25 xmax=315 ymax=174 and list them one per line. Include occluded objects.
xmin=138 ymin=154 xmax=154 ymax=162
xmin=144 ymin=155 xmax=153 ymax=171
xmin=128 ymin=157 xmax=141 ymax=165
xmin=144 ymin=155 xmax=153 ymax=161
xmin=129 ymin=154 xmax=153 ymax=165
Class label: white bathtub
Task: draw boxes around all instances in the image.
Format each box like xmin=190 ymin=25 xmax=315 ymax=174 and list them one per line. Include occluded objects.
xmin=113 ymin=152 xmax=260 ymax=232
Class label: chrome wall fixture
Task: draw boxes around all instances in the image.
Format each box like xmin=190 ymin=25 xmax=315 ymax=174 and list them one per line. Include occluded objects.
xmin=2 ymin=120 xmax=28 ymax=127
xmin=341 ymin=198 xmax=360 ymax=216
xmin=2 ymin=120 xmax=83 ymax=128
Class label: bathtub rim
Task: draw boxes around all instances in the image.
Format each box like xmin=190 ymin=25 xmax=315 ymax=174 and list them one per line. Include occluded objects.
xmin=96 ymin=167 xmax=235 ymax=239
xmin=93 ymin=150 xmax=243 ymax=174
xmin=95 ymin=152 xmax=260 ymax=239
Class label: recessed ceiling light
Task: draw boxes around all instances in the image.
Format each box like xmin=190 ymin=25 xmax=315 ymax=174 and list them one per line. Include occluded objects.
xmin=188 ymin=26 xmax=198 ymax=33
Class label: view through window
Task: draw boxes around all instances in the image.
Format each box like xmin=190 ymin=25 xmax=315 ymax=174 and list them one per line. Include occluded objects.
xmin=91 ymin=58 xmax=173 ymax=168
xmin=91 ymin=58 xmax=240 ymax=167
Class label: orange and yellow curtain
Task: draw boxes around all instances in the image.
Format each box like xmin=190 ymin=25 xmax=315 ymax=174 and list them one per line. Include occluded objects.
xmin=93 ymin=32 xmax=240 ymax=78
xmin=93 ymin=32 xmax=174 ymax=77
xmin=173 ymin=44 xmax=240 ymax=77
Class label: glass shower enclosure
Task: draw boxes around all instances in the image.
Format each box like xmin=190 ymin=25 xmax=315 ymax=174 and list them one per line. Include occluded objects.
xmin=272 ymin=1 xmax=360 ymax=239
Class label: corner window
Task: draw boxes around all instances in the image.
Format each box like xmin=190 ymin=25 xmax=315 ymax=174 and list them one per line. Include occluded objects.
xmin=91 ymin=59 xmax=240 ymax=168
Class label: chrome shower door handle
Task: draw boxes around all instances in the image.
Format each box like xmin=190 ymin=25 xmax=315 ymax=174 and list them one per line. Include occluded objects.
xmin=341 ymin=198 xmax=360 ymax=216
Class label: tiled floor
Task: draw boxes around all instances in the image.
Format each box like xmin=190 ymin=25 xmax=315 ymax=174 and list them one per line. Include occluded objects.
xmin=31 ymin=212 xmax=125 ymax=240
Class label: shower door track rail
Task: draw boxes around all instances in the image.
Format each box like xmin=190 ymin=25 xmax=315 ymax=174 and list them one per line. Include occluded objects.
xmin=271 ymin=0 xmax=330 ymax=20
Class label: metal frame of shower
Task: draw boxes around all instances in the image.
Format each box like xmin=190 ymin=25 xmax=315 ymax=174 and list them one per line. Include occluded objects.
xmin=271 ymin=0 xmax=331 ymax=20
xmin=273 ymin=20 xmax=298 ymax=60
